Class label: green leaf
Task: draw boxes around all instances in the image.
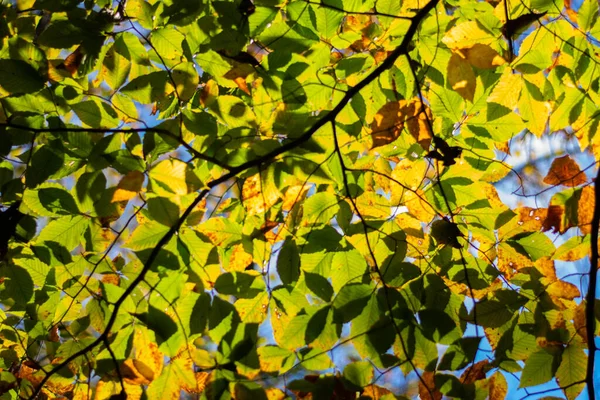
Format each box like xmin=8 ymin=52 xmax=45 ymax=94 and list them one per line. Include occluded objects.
xmin=0 ymin=60 xmax=44 ymax=94
xmin=277 ymin=238 xmax=301 ymax=284
xmin=343 ymin=361 xmax=373 ymax=390
xmin=579 ymin=0 xmax=598 ymax=31
xmin=333 ymin=283 xmax=373 ymax=323
xmin=557 ymin=343 xmax=586 ymax=400
xmin=126 ymin=220 xmax=170 ymax=251
xmin=519 ymin=347 xmax=561 ymax=388
xmin=23 ymin=184 xmax=80 ymax=217
xmin=0 ymin=265 xmax=34 ymax=305
xmin=331 ymin=249 xmax=368 ymax=292
xmin=302 ymin=192 xmax=340 ymax=225
xmin=513 ymin=232 xmax=556 ymax=261
xmin=36 ymin=215 xmax=89 ymax=251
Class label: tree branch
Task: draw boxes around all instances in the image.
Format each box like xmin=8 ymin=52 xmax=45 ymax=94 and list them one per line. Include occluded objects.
xmin=0 ymin=123 xmax=231 ymax=170
xmin=586 ymin=164 xmax=600 ymax=400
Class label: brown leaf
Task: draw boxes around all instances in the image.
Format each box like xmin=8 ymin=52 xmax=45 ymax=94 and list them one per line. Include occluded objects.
xmin=578 ymin=186 xmax=595 ymax=234
xmin=543 ymin=155 xmax=587 ymax=187
xmin=370 ymin=99 xmax=433 ymax=149
xmin=48 ymin=324 xmax=60 ymax=342
xmin=460 ymin=360 xmax=489 ymax=384
xmin=224 ymin=65 xmax=254 ymax=95
xmin=418 ymin=371 xmax=442 ymax=400
xmin=488 ymin=372 xmax=508 ymax=400
xmin=542 ymin=205 xmax=563 ymax=233
xmin=564 ymin=0 xmax=578 ymax=21
xmin=57 ymin=46 xmax=84 ymax=76
xmin=361 ymin=384 xmax=393 ymax=399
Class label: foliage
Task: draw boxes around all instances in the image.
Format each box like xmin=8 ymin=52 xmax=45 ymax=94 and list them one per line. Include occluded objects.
xmin=0 ymin=0 xmax=599 ymax=399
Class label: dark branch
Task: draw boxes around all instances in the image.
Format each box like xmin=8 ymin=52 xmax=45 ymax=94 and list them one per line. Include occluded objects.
xmin=586 ymin=164 xmax=600 ymax=400
xmin=0 ymin=123 xmax=231 ymax=170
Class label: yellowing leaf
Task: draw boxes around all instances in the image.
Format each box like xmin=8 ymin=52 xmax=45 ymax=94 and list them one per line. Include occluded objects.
xmin=460 ymin=44 xmax=506 ymax=69
xmin=535 ymin=257 xmax=580 ymax=300
xmin=487 ymin=70 xmax=521 ymax=109
xmin=543 ymin=155 xmax=587 ymax=187
xmin=200 ymin=79 xmax=219 ymax=107
xmin=442 ymin=21 xmax=496 ymax=49
xmin=282 ymin=184 xmax=310 ymax=211
xmin=447 ymin=52 xmax=476 ymax=101
xmin=96 ymin=380 xmax=143 ymax=400
xmin=132 ymin=328 xmax=164 ymax=382
xmin=149 ymin=159 xmax=193 ymax=196
xmin=147 ymin=353 xmax=197 ymax=400
xmin=172 ymin=62 xmax=200 ymax=101
xmin=228 ymin=243 xmax=253 ymax=271
xmin=111 ymin=171 xmax=145 ymax=203
xmin=242 ymin=173 xmax=280 ymax=216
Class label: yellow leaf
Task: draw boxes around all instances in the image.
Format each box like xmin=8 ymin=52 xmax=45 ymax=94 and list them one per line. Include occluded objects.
xmin=96 ymin=380 xmax=143 ymax=400
xmin=448 ymin=52 xmax=476 ymax=101
xmin=282 ymin=184 xmax=310 ymax=211
xmin=460 ymin=44 xmax=506 ymax=69
xmin=111 ymin=170 xmax=145 ymax=203
xmin=487 ymin=70 xmax=521 ymax=109
xmin=200 ymin=79 xmax=219 ymax=108
xmin=404 ymin=189 xmax=436 ymax=222
xmin=133 ymin=328 xmax=164 ymax=382
xmin=149 ymin=159 xmax=192 ymax=196
xmin=147 ymin=350 xmax=197 ymax=400
xmin=172 ymin=62 xmax=200 ymax=101
xmin=236 ymin=292 xmax=269 ymax=323
xmin=182 ymin=372 xmax=210 ymax=394
xmin=519 ymin=78 xmax=550 ymax=137
xmin=242 ymin=173 xmax=280 ymax=216
xmin=535 ymin=257 xmax=580 ymax=300
xmin=228 ymin=243 xmax=253 ymax=271
xmin=265 ymin=387 xmax=287 ymax=400
xmin=442 ymin=21 xmax=496 ymax=49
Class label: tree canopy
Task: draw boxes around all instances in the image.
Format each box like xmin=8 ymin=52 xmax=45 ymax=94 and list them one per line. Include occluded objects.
xmin=0 ymin=0 xmax=599 ymax=398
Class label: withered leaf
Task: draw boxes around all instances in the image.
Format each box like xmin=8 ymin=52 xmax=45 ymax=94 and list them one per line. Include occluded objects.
xmin=543 ymin=155 xmax=587 ymax=187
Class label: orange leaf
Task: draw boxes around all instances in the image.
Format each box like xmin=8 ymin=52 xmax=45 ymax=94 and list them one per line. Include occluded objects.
xmin=543 ymin=155 xmax=587 ymax=187
xmin=233 ymin=76 xmax=251 ymax=95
